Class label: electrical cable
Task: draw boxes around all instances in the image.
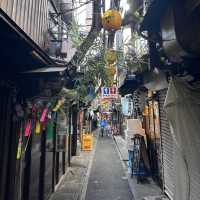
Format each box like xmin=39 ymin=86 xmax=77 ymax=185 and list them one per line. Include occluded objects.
xmin=58 ymin=0 xmax=94 ymax=15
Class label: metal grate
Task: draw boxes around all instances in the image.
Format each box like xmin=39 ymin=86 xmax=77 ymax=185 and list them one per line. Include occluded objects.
xmin=158 ymin=89 xmax=175 ymax=200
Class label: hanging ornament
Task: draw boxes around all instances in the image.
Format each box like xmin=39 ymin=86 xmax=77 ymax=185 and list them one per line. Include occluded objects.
xmin=17 ymin=126 xmax=23 ymax=160
xmin=106 ymin=49 xmax=117 ymax=64
xmin=105 ymin=64 xmax=116 ymax=87
xmin=102 ymin=10 xmax=122 ymax=31
xmin=40 ymin=107 xmax=48 ymax=122
xmin=24 ymin=119 xmax=32 ymax=137
xmin=16 ymin=137 xmax=22 ymax=160
xmin=52 ymin=99 xmax=65 ymax=112
xmin=35 ymin=120 xmax=41 ymax=135
xmin=46 ymin=122 xmax=54 ymax=140
xmin=40 ymin=102 xmax=51 ymax=123
xmin=106 ymin=66 xmax=116 ymax=77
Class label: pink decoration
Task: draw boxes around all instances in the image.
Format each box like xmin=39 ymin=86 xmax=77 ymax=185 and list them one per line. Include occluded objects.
xmin=40 ymin=108 xmax=48 ymax=122
xmin=24 ymin=120 xmax=32 ymax=137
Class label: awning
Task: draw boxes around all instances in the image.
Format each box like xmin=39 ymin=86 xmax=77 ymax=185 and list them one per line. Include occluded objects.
xmin=0 ymin=9 xmax=56 ymax=77
xmin=143 ymin=70 xmax=168 ymax=91
xmin=24 ymin=67 xmax=67 ymax=73
xmin=118 ymin=74 xmax=143 ymax=96
xmin=140 ymin=0 xmax=171 ymax=32
xmin=22 ymin=67 xmax=68 ymax=79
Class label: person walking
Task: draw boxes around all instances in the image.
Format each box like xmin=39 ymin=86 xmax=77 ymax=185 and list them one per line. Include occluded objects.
xmin=100 ymin=118 xmax=107 ymax=137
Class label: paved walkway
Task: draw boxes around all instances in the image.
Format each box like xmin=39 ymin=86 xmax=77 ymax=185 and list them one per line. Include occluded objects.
xmin=114 ymin=135 xmax=168 ymax=200
xmin=85 ymin=135 xmax=134 ymax=200
xmin=50 ymin=134 xmax=98 ymax=200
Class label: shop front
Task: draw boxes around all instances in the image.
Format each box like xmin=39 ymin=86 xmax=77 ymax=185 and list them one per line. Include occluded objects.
xmin=0 ymin=10 xmax=72 ymax=200
xmin=143 ymin=91 xmax=162 ymax=186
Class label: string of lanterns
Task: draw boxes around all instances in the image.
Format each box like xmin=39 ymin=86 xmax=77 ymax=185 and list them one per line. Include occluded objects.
xmin=102 ymin=9 xmax=122 ymax=87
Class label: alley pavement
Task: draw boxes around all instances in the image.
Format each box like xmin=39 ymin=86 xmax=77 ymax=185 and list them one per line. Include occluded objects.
xmin=49 ymin=134 xmax=98 ymax=200
xmin=85 ymin=135 xmax=134 ymax=200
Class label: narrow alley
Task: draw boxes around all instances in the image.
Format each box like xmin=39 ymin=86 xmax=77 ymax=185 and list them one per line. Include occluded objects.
xmin=85 ymin=135 xmax=133 ymax=200
xmin=1 ymin=0 xmax=200 ymax=200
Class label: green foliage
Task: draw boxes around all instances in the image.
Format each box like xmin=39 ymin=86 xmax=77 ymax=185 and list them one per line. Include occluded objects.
xmin=81 ymin=33 xmax=109 ymax=84
xmin=124 ymin=31 xmax=149 ymax=74
xmin=66 ymin=19 xmax=109 ymax=101
xmin=76 ymin=34 xmax=109 ymax=101
xmin=67 ymin=17 xmax=86 ymax=48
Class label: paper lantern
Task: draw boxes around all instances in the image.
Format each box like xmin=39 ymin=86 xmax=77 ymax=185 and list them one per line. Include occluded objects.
xmin=102 ymin=10 xmax=122 ymax=31
xmin=106 ymin=49 xmax=117 ymax=64
xmin=106 ymin=66 xmax=116 ymax=77
xmin=105 ymin=66 xmax=116 ymax=87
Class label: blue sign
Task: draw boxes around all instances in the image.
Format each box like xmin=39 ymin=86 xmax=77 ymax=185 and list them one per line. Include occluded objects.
xmin=102 ymin=87 xmax=118 ymax=98
xmin=103 ymin=87 xmax=109 ymax=96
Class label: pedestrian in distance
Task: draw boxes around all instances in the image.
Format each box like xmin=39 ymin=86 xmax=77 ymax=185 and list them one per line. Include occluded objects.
xmin=100 ymin=119 xmax=105 ymax=137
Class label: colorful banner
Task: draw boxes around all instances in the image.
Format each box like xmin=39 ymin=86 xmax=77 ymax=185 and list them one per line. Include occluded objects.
xmin=100 ymin=99 xmax=113 ymax=113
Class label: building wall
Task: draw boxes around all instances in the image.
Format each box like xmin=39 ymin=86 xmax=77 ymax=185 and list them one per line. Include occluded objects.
xmin=0 ymin=0 xmax=49 ymax=48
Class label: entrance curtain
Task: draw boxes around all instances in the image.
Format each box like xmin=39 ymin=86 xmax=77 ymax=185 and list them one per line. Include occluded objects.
xmin=164 ymin=77 xmax=200 ymax=200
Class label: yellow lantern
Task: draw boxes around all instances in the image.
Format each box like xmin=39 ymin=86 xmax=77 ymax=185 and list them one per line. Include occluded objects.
xmin=105 ymin=66 xmax=116 ymax=87
xmin=106 ymin=49 xmax=117 ymax=64
xmin=102 ymin=10 xmax=122 ymax=31
xmin=106 ymin=66 xmax=116 ymax=77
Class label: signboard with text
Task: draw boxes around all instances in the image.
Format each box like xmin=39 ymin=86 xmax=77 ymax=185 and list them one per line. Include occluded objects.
xmin=101 ymin=86 xmax=118 ymax=98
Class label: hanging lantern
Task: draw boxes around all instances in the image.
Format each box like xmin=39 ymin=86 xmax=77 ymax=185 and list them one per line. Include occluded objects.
xmin=105 ymin=66 xmax=116 ymax=87
xmin=102 ymin=10 xmax=122 ymax=31
xmin=106 ymin=66 xmax=116 ymax=77
xmin=106 ymin=49 xmax=117 ymax=64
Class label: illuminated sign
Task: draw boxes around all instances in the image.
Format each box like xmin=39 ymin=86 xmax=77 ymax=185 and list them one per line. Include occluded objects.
xmin=101 ymin=86 xmax=118 ymax=98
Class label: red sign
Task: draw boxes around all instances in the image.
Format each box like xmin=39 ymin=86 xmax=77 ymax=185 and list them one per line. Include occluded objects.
xmin=101 ymin=86 xmax=118 ymax=98
xmin=110 ymin=87 xmax=117 ymax=95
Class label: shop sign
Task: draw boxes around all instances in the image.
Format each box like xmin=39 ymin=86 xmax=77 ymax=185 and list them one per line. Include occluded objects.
xmin=100 ymin=99 xmax=110 ymax=112
xmin=101 ymin=86 xmax=118 ymax=98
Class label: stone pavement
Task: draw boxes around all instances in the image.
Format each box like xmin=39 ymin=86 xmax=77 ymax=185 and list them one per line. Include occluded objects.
xmin=85 ymin=135 xmax=134 ymax=200
xmin=49 ymin=133 xmax=168 ymax=200
xmin=114 ymin=135 xmax=129 ymax=161
xmin=114 ymin=135 xmax=169 ymax=200
xmin=49 ymin=133 xmax=98 ymax=200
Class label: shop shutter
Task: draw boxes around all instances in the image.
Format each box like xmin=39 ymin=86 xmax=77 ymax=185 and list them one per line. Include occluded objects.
xmin=158 ymin=89 xmax=175 ymax=200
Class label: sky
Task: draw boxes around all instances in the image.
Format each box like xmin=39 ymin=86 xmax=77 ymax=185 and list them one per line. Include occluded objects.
xmin=74 ymin=0 xmax=132 ymax=51
xmin=75 ymin=0 xmax=130 ymax=30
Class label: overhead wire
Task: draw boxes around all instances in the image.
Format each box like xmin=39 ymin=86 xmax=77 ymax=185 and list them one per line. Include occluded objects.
xmin=58 ymin=0 xmax=94 ymax=15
